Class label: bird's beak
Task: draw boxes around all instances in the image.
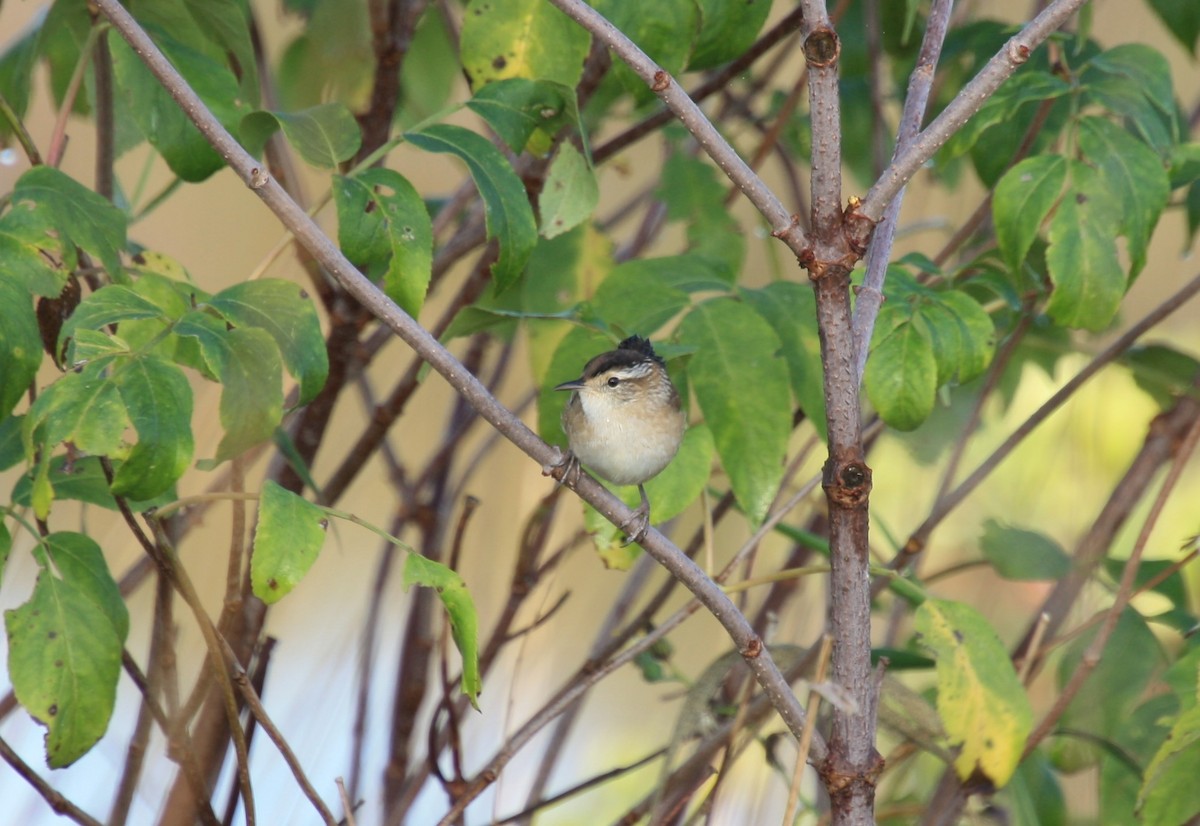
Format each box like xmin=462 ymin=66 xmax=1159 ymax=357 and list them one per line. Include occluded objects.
xmin=554 ymin=378 xmax=585 ymax=392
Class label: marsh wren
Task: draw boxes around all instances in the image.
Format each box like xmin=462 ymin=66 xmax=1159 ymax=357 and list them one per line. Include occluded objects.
xmin=551 ymin=335 xmax=687 ymax=545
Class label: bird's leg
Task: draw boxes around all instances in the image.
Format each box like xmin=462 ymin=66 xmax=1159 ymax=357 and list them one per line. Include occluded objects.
xmin=619 ymin=484 xmax=652 ymax=547
xmin=542 ymin=446 xmax=581 ymax=488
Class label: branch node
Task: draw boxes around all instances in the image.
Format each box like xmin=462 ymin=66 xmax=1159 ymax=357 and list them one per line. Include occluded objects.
xmin=803 ymin=27 xmax=840 ymax=68
xmin=1008 ymin=41 xmax=1031 ymax=64
xmin=248 ymin=167 xmax=270 ymax=190
xmin=651 ymin=70 xmax=670 ymax=92
xmin=842 ymin=197 xmax=876 ymax=256
xmin=822 ymin=458 xmax=872 ymax=509
xmin=741 ymin=635 xmax=764 ymax=659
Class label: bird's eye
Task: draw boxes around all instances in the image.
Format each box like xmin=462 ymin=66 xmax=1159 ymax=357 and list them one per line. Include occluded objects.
xmin=607 ymin=376 xmax=620 ymax=387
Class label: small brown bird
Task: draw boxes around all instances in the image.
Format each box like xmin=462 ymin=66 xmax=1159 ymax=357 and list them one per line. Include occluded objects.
xmin=552 ymin=335 xmax=686 ymax=545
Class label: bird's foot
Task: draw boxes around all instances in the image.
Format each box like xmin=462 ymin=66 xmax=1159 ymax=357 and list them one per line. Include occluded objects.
xmin=618 ymin=506 xmax=650 ymax=547
xmin=619 ymin=484 xmax=653 ymax=546
xmin=542 ymin=447 xmax=581 ymax=488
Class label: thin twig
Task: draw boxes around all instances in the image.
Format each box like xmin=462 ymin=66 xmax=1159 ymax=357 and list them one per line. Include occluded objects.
xmin=0 ymin=735 xmax=104 ymax=826
xmin=214 ymin=636 xmax=339 ymax=826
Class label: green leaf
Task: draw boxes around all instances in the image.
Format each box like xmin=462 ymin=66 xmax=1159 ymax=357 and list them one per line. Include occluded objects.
xmin=679 ymin=299 xmax=790 ymax=525
xmin=593 ymin=0 xmax=698 ymax=102
xmin=1081 ymin=49 xmax=1176 ymax=154
xmin=397 ymin=12 xmax=459 ymax=126
xmin=45 ymin=533 xmax=129 ymax=640
xmin=9 ymin=166 xmax=126 ymax=280
xmin=240 ymin=103 xmax=362 ymax=168
xmin=1045 ymin=162 xmax=1125 ymax=331
xmin=1139 ymin=693 xmax=1200 ymax=826
xmin=865 ymin=307 xmax=937 ymax=431
xmin=110 ymin=29 xmax=244 ymax=182
xmin=1002 ymin=753 xmax=1068 ymax=826
xmin=276 ymin=1 xmax=373 ymax=111
xmin=251 ymin=481 xmax=328 ymax=604
xmin=403 ymin=553 xmax=482 ymax=710
xmin=0 ymin=414 xmax=23 ymax=472
xmin=993 ymin=155 xmax=1067 ymax=275
xmin=915 ymin=599 xmax=1033 ymax=788
xmin=1077 ymin=117 xmax=1170 ymax=278
xmin=1059 ymin=608 xmax=1163 ymax=740
xmin=459 ymin=0 xmax=590 ymax=89
xmin=110 ymin=358 xmax=194 ymax=501
xmin=1147 ymin=0 xmax=1200 ymax=54
xmin=406 ymin=124 xmax=538 ymax=291
xmin=0 ymin=23 xmax=39 ymax=147
xmin=181 ymin=0 xmax=259 ymax=104
xmin=1123 ymin=345 xmax=1200 ymax=410
xmin=657 ymin=153 xmax=745 ymax=280
xmin=0 ymin=277 xmax=42 ymax=418
xmin=26 ymin=363 xmax=130 ymax=459
xmin=59 ymin=284 xmax=165 ymax=364
xmin=0 ymin=207 xmax=71 ymax=297
xmin=940 ymin=71 xmax=1070 ymax=161
xmin=11 ymin=456 xmax=173 ymax=513
xmin=465 ymin=78 xmax=579 ymax=153
xmin=740 ymin=282 xmax=827 ymax=441
xmin=1170 ymin=142 xmax=1200 ymax=189
xmin=913 ymin=301 xmax=964 ymax=388
xmin=207 ymin=280 xmax=329 ymax=406
xmin=5 ymin=533 xmax=128 ymax=768
xmin=979 ymin=520 xmax=1071 ymax=581
xmin=333 ymin=169 xmax=434 ymax=318
xmin=1088 ymin=44 xmax=1176 ymax=119
xmin=689 ymin=0 xmax=772 ymax=70
xmin=177 ymin=314 xmax=284 ymax=464
xmin=213 ymin=329 xmax=282 ymax=462
xmin=935 ymin=291 xmax=995 ymax=383
xmin=539 ymin=143 xmax=598 ymax=239
xmin=591 ymin=257 xmax=692 ymax=334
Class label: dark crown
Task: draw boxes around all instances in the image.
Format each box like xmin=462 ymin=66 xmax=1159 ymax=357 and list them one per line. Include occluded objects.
xmin=616 ymin=335 xmax=665 ymax=367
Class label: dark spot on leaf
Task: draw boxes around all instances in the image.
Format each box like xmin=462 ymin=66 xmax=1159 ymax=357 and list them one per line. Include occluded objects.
xmin=48 ymin=704 xmax=58 ymax=716
xmin=268 ymin=578 xmax=278 ymax=590
xmin=54 ymin=660 xmax=63 ymax=668
xmin=492 ymin=55 xmax=507 ymax=70
xmin=365 ymin=201 xmax=377 ymax=214
xmin=953 ymin=629 xmax=964 ymax=643
xmin=133 ymin=252 xmax=147 ymax=265
xmin=1076 ymin=193 xmax=1087 ymax=205
xmin=47 ymin=631 xmax=57 ymax=640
